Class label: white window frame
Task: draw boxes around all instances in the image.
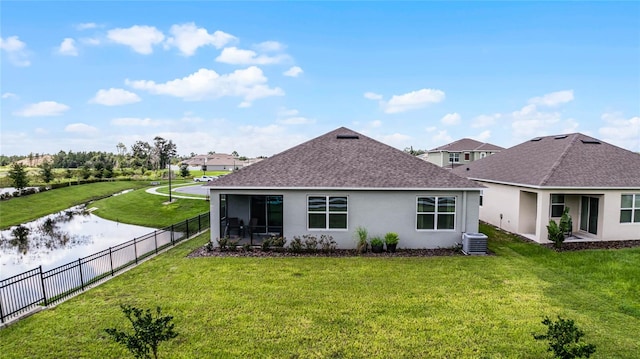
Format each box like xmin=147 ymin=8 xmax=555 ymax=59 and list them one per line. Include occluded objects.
xmin=449 ymin=153 xmax=460 ymax=163
xmin=550 ymin=194 xmax=565 ymax=218
xmin=307 ymin=195 xmax=348 ymax=230
xmin=416 ymin=196 xmax=456 ymax=231
xmin=620 ymin=194 xmax=640 ymax=224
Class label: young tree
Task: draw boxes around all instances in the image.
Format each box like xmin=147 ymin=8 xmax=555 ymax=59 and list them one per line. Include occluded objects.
xmin=40 ymin=160 xmax=54 ymax=183
xmin=153 ymin=136 xmax=177 ymax=171
xmin=131 ymin=141 xmax=152 ymax=174
xmin=105 ymin=305 xmax=178 ymax=359
xmin=179 ymin=163 xmax=190 ymax=178
xmin=533 ymin=316 xmax=596 ymax=359
xmin=8 ymin=162 xmax=29 ymax=191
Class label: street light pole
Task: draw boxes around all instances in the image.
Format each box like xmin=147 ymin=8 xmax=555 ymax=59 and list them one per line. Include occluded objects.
xmin=168 ymin=159 xmax=172 ymax=203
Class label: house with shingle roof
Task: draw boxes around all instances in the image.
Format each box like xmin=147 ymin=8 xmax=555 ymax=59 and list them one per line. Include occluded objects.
xmin=423 ymin=138 xmax=504 ymax=169
xmin=452 ymin=133 xmax=640 ymax=243
xmin=206 ymin=127 xmax=484 ymax=249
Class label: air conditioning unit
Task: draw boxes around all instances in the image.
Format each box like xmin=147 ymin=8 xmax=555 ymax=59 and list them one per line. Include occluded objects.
xmin=462 ymin=232 xmax=488 ymax=255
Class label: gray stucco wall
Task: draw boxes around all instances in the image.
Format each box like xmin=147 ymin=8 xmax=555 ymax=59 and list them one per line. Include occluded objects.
xmin=210 ymin=189 xmax=480 ymax=249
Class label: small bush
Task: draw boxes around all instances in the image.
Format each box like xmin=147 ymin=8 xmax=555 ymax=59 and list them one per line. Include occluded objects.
xmin=303 ymin=234 xmax=318 ymax=252
xmin=547 ymin=220 xmax=565 ymax=249
xmin=319 ymin=235 xmax=336 ymax=253
xmin=384 ymin=232 xmax=399 ymax=245
xmin=355 ymin=226 xmax=368 ymax=253
xmin=104 ymin=304 xmax=178 ymax=359
xmin=261 ymin=237 xmax=272 ymax=251
xmin=533 ymin=315 xmax=596 ymax=359
xmin=271 ymin=236 xmax=287 ymax=248
xmin=289 ymin=236 xmax=304 ymax=253
xmin=216 ymin=237 xmax=229 ymax=251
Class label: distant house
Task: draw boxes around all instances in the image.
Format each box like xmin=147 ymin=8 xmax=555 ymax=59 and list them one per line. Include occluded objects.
xmin=423 ymin=138 xmax=504 ymax=168
xmin=452 ymin=133 xmax=640 ymax=243
xmin=183 ymin=154 xmax=262 ymax=171
xmin=206 ymin=127 xmax=484 ymax=249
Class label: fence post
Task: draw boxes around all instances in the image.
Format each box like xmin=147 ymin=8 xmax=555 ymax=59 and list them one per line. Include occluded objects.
xmin=185 ymin=219 xmax=189 ymax=239
xmin=0 ymin=283 xmax=5 ymax=323
xmin=78 ymin=259 xmax=85 ymax=290
xmin=134 ymin=237 xmax=138 ymax=264
xmin=198 ymin=214 xmax=201 ymax=232
xmin=39 ymin=265 xmax=48 ymax=306
xmin=109 ymin=247 xmax=114 ymax=276
xmin=154 ymin=231 xmax=158 ymax=254
xmin=170 ymin=224 xmax=174 ymax=245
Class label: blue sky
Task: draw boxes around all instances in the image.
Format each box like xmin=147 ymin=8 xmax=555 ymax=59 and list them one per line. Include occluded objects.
xmin=1 ymin=1 xmax=639 ymax=157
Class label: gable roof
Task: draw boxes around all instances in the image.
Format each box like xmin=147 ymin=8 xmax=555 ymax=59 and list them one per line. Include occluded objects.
xmin=429 ymin=138 xmax=504 ymax=152
xmin=452 ymin=133 xmax=640 ymax=188
xmin=208 ymin=127 xmax=482 ymax=190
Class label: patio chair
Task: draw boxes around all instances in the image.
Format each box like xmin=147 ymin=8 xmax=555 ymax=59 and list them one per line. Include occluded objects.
xmin=248 ymin=218 xmax=259 ymax=241
xmin=226 ymin=217 xmax=242 ymax=237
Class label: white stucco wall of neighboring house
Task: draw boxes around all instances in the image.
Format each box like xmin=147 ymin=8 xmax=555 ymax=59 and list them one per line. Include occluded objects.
xmin=478 ymin=182 xmax=640 ymax=243
xmin=209 ymin=189 xmax=481 ymax=249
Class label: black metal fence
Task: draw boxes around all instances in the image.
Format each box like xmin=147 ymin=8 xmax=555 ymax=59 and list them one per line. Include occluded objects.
xmin=0 ymin=212 xmax=210 ymax=324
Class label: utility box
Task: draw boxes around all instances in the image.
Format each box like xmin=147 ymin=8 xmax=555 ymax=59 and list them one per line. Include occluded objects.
xmin=462 ymin=233 xmax=488 ymax=255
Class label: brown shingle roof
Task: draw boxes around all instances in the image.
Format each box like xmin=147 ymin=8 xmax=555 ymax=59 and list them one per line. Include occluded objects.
xmin=208 ymin=127 xmax=482 ymax=189
xmin=452 ymin=133 xmax=640 ymax=188
xmin=430 ymin=138 xmax=505 ymax=152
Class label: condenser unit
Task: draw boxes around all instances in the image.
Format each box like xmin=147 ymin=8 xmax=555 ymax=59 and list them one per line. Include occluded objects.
xmin=462 ymin=232 xmax=488 ymax=255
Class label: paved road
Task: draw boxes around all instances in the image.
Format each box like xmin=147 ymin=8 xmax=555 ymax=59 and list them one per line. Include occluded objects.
xmin=145 ymin=183 xmax=209 ymax=199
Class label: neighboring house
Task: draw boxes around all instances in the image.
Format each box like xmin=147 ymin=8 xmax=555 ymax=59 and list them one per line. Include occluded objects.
xmin=183 ymin=154 xmax=262 ymax=171
xmin=206 ymin=127 xmax=484 ymax=249
xmin=452 ymin=133 xmax=640 ymax=243
xmin=424 ymin=138 xmax=504 ymax=168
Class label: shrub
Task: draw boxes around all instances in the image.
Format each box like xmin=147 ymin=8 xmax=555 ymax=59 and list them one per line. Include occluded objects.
xmin=228 ymin=238 xmax=239 ymax=251
xmin=261 ymin=237 xmax=272 ymax=251
xmin=384 ymin=232 xmax=399 ymax=245
xmin=354 ymin=226 xmax=368 ymax=253
xmin=303 ymin=234 xmax=318 ymax=252
xmin=271 ymin=236 xmax=287 ymax=248
xmin=289 ymin=236 xmax=304 ymax=253
xmin=319 ymin=235 xmax=336 ymax=253
xmin=370 ymin=236 xmax=383 ymax=247
xmin=533 ymin=315 xmax=596 ymax=359
xmin=216 ymin=237 xmax=229 ymax=251
xmin=559 ymin=207 xmax=573 ymax=236
xmin=547 ymin=220 xmax=565 ymax=249
xmin=104 ymin=304 xmax=178 ymax=359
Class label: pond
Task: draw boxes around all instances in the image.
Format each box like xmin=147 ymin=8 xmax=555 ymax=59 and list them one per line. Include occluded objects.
xmin=0 ymin=204 xmax=156 ymax=280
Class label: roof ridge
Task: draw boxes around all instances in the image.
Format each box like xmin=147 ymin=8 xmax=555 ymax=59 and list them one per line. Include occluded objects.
xmin=539 ymin=133 xmax=579 ymax=186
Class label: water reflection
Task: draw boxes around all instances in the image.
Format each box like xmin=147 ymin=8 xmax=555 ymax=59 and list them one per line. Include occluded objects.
xmin=0 ymin=205 xmax=155 ymax=279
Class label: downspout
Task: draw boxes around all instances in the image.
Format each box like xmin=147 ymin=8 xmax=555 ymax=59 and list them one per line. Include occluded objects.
xmin=461 ymin=191 xmax=467 ymax=233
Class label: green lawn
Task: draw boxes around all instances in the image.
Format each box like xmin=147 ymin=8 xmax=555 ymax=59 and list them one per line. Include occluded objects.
xmin=90 ymin=186 xmax=210 ymax=228
xmin=1 ymin=226 xmax=638 ymax=358
xmin=0 ymin=181 xmax=150 ymax=229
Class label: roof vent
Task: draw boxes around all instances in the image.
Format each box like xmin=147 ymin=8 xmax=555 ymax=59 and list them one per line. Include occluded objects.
xmin=531 ymin=137 xmax=542 ymax=141
xmin=581 ymin=139 xmax=601 ymax=144
xmin=336 ymin=134 xmax=359 ymax=139
xmin=554 ymin=135 xmax=568 ymax=139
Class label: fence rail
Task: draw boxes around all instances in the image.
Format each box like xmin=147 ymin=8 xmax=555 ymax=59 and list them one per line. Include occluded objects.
xmin=0 ymin=212 xmax=210 ymax=324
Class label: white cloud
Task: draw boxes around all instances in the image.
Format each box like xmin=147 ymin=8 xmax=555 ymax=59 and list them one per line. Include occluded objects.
xmin=283 ymin=66 xmax=303 ymax=77
xmin=510 ymin=104 xmax=563 ymax=140
xmin=364 ymin=92 xmax=383 ymax=100
xmin=126 ymin=66 xmax=284 ymax=105
xmin=0 ymin=36 xmax=30 ymax=66
xmin=473 ymin=130 xmax=491 ymax=142
xmin=13 ymin=101 xmax=70 ymax=117
xmin=107 ymin=25 xmax=165 ymax=54
xmin=216 ymin=46 xmax=290 ymax=65
xmin=528 ymin=90 xmax=574 ymax=107
xmin=376 ymin=132 xmax=412 ymax=149
xmin=65 ymin=123 xmax=98 ymax=134
xmin=76 ymin=23 xmax=98 ymax=30
xmin=384 ymin=88 xmax=445 ymax=114
xmin=2 ymin=92 xmax=18 ymax=99
xmin=238 ymin=101 xmax=252 ymax=108
xmin=254 ymin=41 xmax=285 ymax=52
xmin=440 ymin=112 xmax=461 ymax=126
xmin=370 ymin=120 xmax=382 ymax=128
xmin=472 ymin=113 xmax=501 ymax=128
xmin=432 ymin=130 xmax=453 ymax=145
xmin=599 ymin=113 xmax=640 ymax=151
xmin=58 ymin=38 xmax=78 ymax=56
xmin=35 ymin=128 xmax=48 ymax=134
xmin=165 ymin=23 xmax=236 ymax=56
xmin=90 ymin=88 xmax=141 ymax=106
xmin=80 ymin=37 xmax=101 ymax=46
